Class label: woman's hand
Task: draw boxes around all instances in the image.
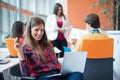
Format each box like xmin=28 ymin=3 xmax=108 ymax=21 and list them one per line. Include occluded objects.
xmin=58 ymin=27 xmax=66 ymax=33
xmin=14 ymin=37 xmax=25 ymax=60
xmin=14 ymin=38 xmax=22 ymax=52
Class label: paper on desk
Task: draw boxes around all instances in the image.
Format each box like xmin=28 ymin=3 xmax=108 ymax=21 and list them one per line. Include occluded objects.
xmin=54 ymin=47 xmax=61 ymax=53
xmin=0 ymin=58 xmax=10 ymax=64
xmin=69 ymin=28 xmax=88 ymax=39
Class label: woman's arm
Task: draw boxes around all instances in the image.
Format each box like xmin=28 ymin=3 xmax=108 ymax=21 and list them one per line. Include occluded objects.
xmin=14 ymin=38 xmax=29 ymax=76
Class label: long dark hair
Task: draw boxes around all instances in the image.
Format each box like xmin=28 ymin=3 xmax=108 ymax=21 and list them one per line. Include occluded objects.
xmin=11 ymin=21 xmax=24 ymax=38
xmin=53 ymin=3 xmax=66 ymax=19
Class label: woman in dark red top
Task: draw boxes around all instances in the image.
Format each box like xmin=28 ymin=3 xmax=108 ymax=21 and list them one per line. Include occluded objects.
xmin=45 ymin=3 xmax=71 ymax=57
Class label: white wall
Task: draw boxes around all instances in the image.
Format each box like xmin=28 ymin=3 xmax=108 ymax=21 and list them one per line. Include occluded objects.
xmin=104 ymin=31 xmax=120 ymax=80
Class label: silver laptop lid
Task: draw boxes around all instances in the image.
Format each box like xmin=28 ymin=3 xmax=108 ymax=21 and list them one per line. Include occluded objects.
xmin=61 ymin=52 xmax=87 ymax=75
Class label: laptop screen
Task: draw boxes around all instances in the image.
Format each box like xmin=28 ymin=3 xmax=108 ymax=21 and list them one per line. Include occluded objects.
xmin=61 ymin=52 xmax=87 ymax=75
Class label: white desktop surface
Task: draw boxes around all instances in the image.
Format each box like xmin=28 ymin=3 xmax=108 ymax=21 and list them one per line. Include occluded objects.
xmin=0 ymin=58 xmax=19 ymax=72
xmin=0 ymin=49 xmax=19 ymax=72
xmin=0 ymin=48 xmax=9 ymax=58
xmin=0 ymin=49 xmax=19 ymax=80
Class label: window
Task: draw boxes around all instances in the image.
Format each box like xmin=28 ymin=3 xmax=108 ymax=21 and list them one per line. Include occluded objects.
xmin=0 ymin=0 xmax=62 ymax=47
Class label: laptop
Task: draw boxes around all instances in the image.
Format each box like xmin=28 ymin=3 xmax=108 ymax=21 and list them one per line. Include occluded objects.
xmin=47 ymin=52 xmax=87 ymax=77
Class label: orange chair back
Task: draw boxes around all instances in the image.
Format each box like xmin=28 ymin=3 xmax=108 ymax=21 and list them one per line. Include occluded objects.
xmin=5 ymin=38 xmax=18 ymax=57
xmin=81 ymin=38 xmax=113 ymax=58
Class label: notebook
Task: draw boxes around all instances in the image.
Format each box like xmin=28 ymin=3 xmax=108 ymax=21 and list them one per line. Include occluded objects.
xmin=0 ymin=58 xmax=10 ymax=64
xmin=63 ymin=46 xmax=71 ymax=52
xmin=46 ymin=52 xmax=87 ymax=77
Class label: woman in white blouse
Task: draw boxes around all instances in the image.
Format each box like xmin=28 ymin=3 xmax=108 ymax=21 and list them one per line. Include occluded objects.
xmin=45 ymin=3 xmax=71 ymax=57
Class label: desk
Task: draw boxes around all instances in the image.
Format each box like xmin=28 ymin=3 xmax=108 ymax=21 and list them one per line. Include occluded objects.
xmin=0 ymin=48 xmax=9 ymax=58
xmin=0 ymin=49 xmax=19 ymax=80
xmin=0 ymin=58 xmax=19 ymax=80
xmin=0 ymin=48 xmax=19 ymax=72
xmin=0 ymin=58 xmax=19 ymax=72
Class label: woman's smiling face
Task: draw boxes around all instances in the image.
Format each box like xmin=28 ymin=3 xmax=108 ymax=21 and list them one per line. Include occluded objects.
xmin=31 ymin=24 xmax=44 ymax=41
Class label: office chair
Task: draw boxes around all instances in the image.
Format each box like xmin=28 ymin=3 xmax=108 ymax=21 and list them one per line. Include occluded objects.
xmin=9 ymin=64 xmax=36 ymax=80
xmin=81 ymin=38 xmax=114 ymax=80
xmin=4 ymin=38 xmax=18 ymax=57
xmin=5 ymin=38 xmax=36 ymax=80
